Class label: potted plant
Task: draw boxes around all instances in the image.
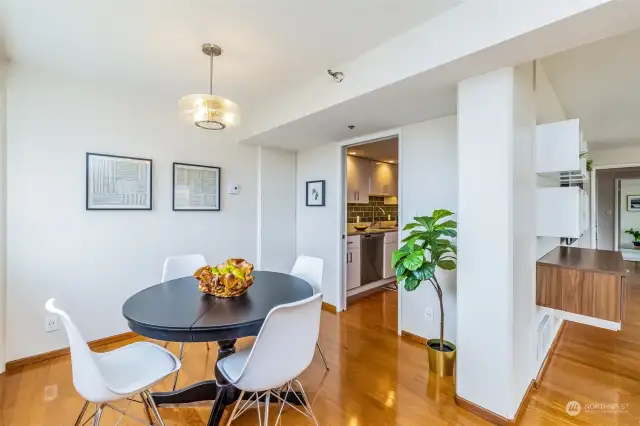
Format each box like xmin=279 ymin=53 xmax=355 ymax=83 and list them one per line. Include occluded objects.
xmin=392 ymin=209 xmax=457 ymax=377
xmin=625 ymin=228 xmax=640 ymax=249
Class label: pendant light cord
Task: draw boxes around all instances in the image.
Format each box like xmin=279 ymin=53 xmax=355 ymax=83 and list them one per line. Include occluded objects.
xmin=209 ymin=50 xmax=214 ymax=95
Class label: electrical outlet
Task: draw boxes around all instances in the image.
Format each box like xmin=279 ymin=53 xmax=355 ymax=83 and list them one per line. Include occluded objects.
xmin=45 ymin=314 xmax=59 ymax=333
xmin=424 ymin=307 xmax=434 ymax=323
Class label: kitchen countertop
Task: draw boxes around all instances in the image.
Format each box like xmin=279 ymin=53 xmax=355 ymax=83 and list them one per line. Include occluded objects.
xmin=347 ymin=228 xmax=398 ymax=236
xmin=537 ymin=246 xmax=626 ymax=276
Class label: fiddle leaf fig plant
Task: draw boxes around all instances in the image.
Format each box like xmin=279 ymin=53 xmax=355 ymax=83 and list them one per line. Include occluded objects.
xmin=392 ymin=209 xmax=457 ymax=351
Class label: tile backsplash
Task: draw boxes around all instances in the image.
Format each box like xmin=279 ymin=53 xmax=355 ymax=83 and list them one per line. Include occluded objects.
xmin=347 ymin=196 xmax=398 ymax=223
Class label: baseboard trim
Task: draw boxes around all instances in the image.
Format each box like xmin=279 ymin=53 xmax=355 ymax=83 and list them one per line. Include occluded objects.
xmin=321 ymin=302 xmax=337 ymax=313
xmin=535 ymin=320 xmax=566 ymax=388
xmin=5 ymin=331 xmax=138 ymax=371
xmin=455 ymin=379 xmax=535 ymax=425
xmin=401 ymin=330 xmax=427 ymax=345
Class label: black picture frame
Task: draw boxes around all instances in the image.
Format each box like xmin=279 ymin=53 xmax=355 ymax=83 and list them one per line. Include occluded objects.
xmin=306 ymin=180 xmax=326 ymax=207
xmin=86 ymin=152 xmax=153 ymax=211
xmin=172 ymin=162 xmax=221 ymax=211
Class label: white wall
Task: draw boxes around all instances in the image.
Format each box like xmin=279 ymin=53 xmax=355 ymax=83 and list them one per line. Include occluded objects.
xmin=295 ymin=143 xmax=342 ymax=309
xmin=257 ymin=147 xmax=296 ymax=273
xmin=6 ymin=67 xmax=260 ymax=361
xmin=590 ymin=144 xmax=640 ymax=167
xmin=399 ymin=115 xmax=457 ymax=343
xmin=457 ymin=68 xmax=518 ymax=418
xmin=0 ymin=67 xmax=7 ymax=373
xmin=619 ymin=179 xmax=640 ymax=248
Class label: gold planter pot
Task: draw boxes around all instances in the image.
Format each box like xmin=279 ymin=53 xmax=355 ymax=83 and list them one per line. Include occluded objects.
xmin=426 ymin=339 xmax=456 ymax=377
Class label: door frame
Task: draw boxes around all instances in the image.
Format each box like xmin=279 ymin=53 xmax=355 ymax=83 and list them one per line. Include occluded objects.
xmin=590 ymin=162 xmax=640 ymax=249
xmin=338 ymin=128 xmax=403 ymax=335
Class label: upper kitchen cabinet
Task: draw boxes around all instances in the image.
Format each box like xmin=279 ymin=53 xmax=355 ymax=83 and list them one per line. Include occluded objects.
xmin=370 ymin=162 xmax=398 ymax=197
xmin=346 ymin=156 xmax=371 ymax=204
xmin=537 ymin=186 xmax=589 ymax=238
xmin=536 ymin=119 xmax=588 ymax=183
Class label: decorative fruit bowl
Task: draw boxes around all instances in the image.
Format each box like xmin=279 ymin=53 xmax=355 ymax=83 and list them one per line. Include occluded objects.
xmin=194 ymin=258 xmax=255 ymax=298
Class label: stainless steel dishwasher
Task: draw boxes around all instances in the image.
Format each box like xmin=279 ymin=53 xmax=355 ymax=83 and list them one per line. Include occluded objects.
xmin=360 ymin=233 xmax=384 ymax=285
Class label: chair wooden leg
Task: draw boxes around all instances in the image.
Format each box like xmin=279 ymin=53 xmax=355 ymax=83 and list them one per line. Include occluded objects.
xmin=140 ymin=392 xmax=154 ymax=424
xmin=144 ymin=390 xmax=166 ymax=426
xmin=316 ymin=342 xmax=329 ymax=370
xmin=263 ymin=390 xmax=271 ymax=426
xmin=163 ymin=341 xmax=169 ymax=348
xmin=172 ymin=342 xmax=185 ymax=391
xmin=74 ymin=400 xmax=90 ymax=426
xmin=92 ymin=404 xmax=104 ymax=426
xmin=206 ymin=342 xmax=211 ymax=351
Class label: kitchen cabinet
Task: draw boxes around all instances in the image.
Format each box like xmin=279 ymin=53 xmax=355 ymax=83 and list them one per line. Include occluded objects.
xmin=537 ymin=187 xmax=588 ymax=238
xmin=370 ymin=162 xmax=398 ymax=197
xmin=536 ymin=119 xmax=588 ymax=183
xmin=347 ymin=235 xmax=361 ymax=290
xmin=346 ymin=156 xmax=371 ymax=204
xmin=536 ymin=246 xmax=627 ymax=330
xmin=383 ymin=231 xmax=397 ymax=278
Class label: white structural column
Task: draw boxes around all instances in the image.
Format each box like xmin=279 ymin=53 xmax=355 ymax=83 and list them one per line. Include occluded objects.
xmin=456 ymin=64 xmax=536 ymax=419
xmin=0 ymin=68 xmax=7 ymax=374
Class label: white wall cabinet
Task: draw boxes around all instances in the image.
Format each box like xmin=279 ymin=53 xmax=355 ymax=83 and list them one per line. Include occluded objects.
xmin=346 ymin=156 xmax=371 ymax=204
xmin=536 ymin=119 xmax=587 ymax=183
xmin=370 ymin=162 xmax=398 ymax=197
xmin=347 ymin=235 xmax=361 ymax=290
xmin=537 ymin=187 xmax=589 ymax=238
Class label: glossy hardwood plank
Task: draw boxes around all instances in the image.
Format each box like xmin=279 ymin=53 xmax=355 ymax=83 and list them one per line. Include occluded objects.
xmin=2 ymin=286 xmax=640 ymax=425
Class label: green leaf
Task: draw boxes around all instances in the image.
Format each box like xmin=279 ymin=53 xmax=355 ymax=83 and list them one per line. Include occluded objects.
xmin=391 ymin=249 xmax=409 ymax=268
xmin=414 ymin=216 xmax=434 ymax=230
xmin=395 ymin=263 xmax=407 ymax=278
xmin=403 ymin=222 xmax=421 ymax=231
xmin=438 ymin=259 xmax=457 ymax=270
xmin=439 ymin=220 xmax=457 ymax=229
xmin=432 ymin=209 xmax=454 ymax=222
xmin=402 ymin=235 xmax=420 ymax=248
xmin=402 ymin=250 xmax=425 ymax=271
xmin=440 ymin=229 xmax=457 ymax=238
xmin=414 ymin=263 xmax=435 ymax=281
xmin=404 ymin=277 xmax=420 ymax=292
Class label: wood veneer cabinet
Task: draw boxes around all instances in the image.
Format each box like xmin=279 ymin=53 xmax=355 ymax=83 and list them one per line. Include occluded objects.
xmin=537 ymin=246 xmax=628 ymax=328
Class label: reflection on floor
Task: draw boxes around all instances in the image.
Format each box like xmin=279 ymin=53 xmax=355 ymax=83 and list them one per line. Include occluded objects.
xmin=1 ymin=284 xmax=639 ymax=425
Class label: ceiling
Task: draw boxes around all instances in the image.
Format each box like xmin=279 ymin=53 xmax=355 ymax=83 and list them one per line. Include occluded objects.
xmin=541 ymin=29 xmax=640 ymax=148
xmin=4 ymin=0 xmax=462 ymax=109
xmin=347 ymin=137 xmax=398 ymax=163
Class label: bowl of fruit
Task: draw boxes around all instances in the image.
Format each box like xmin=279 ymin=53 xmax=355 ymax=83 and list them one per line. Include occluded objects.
xmin=194 ymin=258 xmax=255 ymax=298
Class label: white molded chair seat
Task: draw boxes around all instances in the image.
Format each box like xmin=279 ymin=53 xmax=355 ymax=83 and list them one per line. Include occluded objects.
xmin=94 ymin=341 xmax=180 ymax=396
xmin=217 ymin=346 xmax=251 ymax=384
xmin=45 ymin=298 xmax=181 ymax=425
xmin=220 ymin=293 xmax=323 ymax=425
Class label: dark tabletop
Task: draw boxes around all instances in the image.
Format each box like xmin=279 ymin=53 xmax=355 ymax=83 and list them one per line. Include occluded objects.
xmin=122 ymin=270 xmax=314 ymax=342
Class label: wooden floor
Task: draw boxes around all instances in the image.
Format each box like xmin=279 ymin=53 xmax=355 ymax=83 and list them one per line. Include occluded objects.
xmin=1 ymin=280 xmax=640 ymax=425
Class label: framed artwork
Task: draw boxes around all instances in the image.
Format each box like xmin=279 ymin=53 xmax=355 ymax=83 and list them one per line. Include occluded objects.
xmin=306 ymin=180 xmax=326 ymax=207
xmin=628 ymin=195 xmax=640 ymax=212
xmin=86 ymin=153 xmax=152 ymax=210
xmin=173 ymin=162 xmax=221 ymax=211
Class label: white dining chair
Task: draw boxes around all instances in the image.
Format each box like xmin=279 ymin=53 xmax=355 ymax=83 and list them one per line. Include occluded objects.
xmin=219 ymin=293 xmax=323 ymax=426
xmin=290 ymin=255 xmax=329 ymax=371
xmin=162 ymin=254 xmax=211 ymax=390
xmin=45 ymin=298 xmax=180 ymax=426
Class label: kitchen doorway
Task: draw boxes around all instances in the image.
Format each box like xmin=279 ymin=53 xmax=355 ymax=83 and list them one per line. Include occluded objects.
xmin=341 ymin=134 xmax=401 ymax=315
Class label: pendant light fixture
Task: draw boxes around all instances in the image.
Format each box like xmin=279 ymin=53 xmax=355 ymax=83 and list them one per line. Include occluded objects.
xmin=179 ymin=43 xmax=241 ymax=130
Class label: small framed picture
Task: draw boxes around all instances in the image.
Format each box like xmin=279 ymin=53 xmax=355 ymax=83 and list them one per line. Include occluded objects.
xmin=628 ymin=195 xmax=640 ymax=212
xmin=173 ymin=163 xmax=221 ymax=211
xmin=86 ymin=153 xmax=152 ymax=210
xmin=306 ymin=180 xmax=325 ymax=207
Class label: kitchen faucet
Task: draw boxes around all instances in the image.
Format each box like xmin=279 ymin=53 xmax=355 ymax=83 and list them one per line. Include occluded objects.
xmin=374 ymin=207 xmax=386 ymax=226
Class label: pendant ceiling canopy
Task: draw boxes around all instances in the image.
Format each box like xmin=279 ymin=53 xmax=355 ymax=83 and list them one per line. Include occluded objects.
xmin=178 ymin=43 xmax=241 ymax=130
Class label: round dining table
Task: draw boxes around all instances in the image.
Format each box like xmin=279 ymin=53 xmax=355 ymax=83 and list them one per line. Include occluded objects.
xmin=122 ymin=270 xmax=314 ymax=426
